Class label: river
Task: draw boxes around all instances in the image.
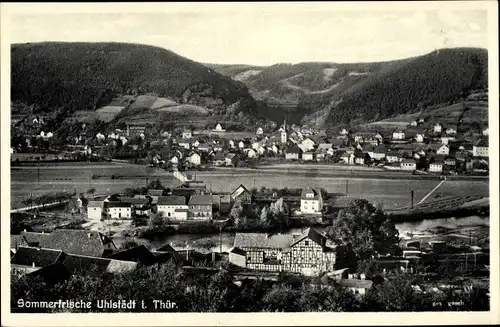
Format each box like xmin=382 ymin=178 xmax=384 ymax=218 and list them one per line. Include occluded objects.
xmin=118 ymin=215 xmax=489 ymax=254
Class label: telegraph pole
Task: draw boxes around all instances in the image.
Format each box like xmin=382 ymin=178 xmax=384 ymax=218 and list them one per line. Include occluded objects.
xmin=345 ymin=178 xmax=348 ymax=197
xmin=37 ymin=168 xmax=40 ymax=184
xmin=410 ymin=190 xmax=414 ymax=208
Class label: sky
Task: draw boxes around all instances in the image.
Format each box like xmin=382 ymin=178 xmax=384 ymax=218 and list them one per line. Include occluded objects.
xmin=8 ymin=7 xmax=488 ymax=66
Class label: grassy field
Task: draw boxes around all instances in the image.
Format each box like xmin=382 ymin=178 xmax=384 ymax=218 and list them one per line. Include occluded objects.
xmin=11 ymin=163 xmax=488 ymax=211
xmin=150 ymin=97 xmax=178 ymax=109
xmin=158 ymin=104 xmax=209 ymax=114
xmin=95 ymin=105 xmax=126 ymax=122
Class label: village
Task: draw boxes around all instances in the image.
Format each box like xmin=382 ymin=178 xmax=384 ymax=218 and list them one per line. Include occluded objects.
xmin=11 ymin=111 xmax=489 ymax=176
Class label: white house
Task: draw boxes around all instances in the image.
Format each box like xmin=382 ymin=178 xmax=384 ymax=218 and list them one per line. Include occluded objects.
xmin=440 ymin=136 xmax=455 ymax=145
xmin=433 ymin=123 xmax=442 ymax=133
xmin=400 ymin=159 xmax=417 ymax=171
xmin=157 ymin=196 xmax=188 ymax=220
xmin=302 ymin=152 xmax=314 ymax=161
xmin=108 ymin=203 xmax=133 ymax=219
xmin=340 ymin=152 xmax=354 ymax=164
xmin=87 ymin=201 xmax=103 ymax=221
xmin=188 ymin=153 xmax=201 ymax=166
xmin=340 ymin=128 xmax=349 ymax=135
xmin=473 ymin=139 xmax=488 ymax=157
xmin=429 ymin=160 xmax=443 ymax=173
xmin=214 ymin=123 xmax=225 ymax=132
xmin=415 ymin=133 xmax=425 ymax=143
xmin=300 ymin=188 xmax=323 ymax=214
xmin=445 ymin=126 xmax=457 ymax=135
xmin=256 ymin=127 xmax=263 ymax=135
xmin=238 ymin=141 xmax=245 ymax=149
xmin=392 ymin=130 xmax=405 ymax=140
xmin=281 ymin=130 xmax=287 ymax=144
xmin=300 ymin=138 xmax=316 ymax=152
xmin=247 ymin=149 xmax=257 ymax=158
xmin=229 ymin=140 xmax=235 ymax=148
xmin=483 ymin=128 xmax=489 ymax=136
xmin=437 ymin=144 xmax=450 ymax=156
xmin=182 ymin=129 xmax=193 ymax=139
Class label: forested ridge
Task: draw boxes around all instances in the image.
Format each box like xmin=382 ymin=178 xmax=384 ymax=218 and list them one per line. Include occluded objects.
xmin=11 ymin=42 xmax=253 ymax=113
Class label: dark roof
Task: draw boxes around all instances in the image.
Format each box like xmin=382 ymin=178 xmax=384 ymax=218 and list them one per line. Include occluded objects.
xmin=150 ymin=251 xmax=183 ymax=265
xmin=171 ymin=188 xmax=198 ymax=197
xmin=107 ymin=201 xmax=133 ymax=208
xmin=401 ymin=159 xmax=416 ymax=164
xmin=39 ymin=229 xmax=116 ymax=257
xmin=234 ymin=233 xmax=293 ymax=249
xmin=11 ymin=235 xmax=28 ymax=249
xmin=25 ymin=263 xmax=70 ymax=284
xmin=11 ymin=247 xmax=64 ymax=268
xmin=120 ymin=197 xmax=150 ymax=205
xmin=285 ymin=144 xmax=301 ymax=154
xmin=229 ymin=247 xmax=247 ymax=256
xmin=154 ymin=244 xmax=184 ymax=263
xmin=374 ymin=145 xmax=387 ymax=153
xmin=157 ymin=196 xmax=186 ymax=206
xmin=213 ymin=153 xmax=225 ymax=161
xmin=475 ymin=139 xmax=488 ymax=147
xmin=110 ymin=245 xmax=157 ymax=266
xmin=21 ymin=231 xmax=51 ymax=247
xmin=290 ymin=228 xmax=328 ymax=248
xmin=188 ymin=195 xmax=213 ymax=206
xmin=148 ymin=189 xmax=164 ymax=196
xmin=301 ymin=188 xmax=321 ymax=200
xmin=60 ymin=254 xmax=111 ymax=275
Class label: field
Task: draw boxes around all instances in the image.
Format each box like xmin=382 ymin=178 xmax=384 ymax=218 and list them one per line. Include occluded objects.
xmin=158 ymin=104 xmax=209 ymax=114
xmin=11 ymin=163 xmax=488 ymax=211
xmin=95 ymin=105 xmax=126 ymax=122
xmin=150 ymin=97 xmax=178 ymax=109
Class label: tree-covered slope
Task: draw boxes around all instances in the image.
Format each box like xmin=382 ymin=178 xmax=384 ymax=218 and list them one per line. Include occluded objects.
xmin=11 ymin=42 xmax=253 ymax=112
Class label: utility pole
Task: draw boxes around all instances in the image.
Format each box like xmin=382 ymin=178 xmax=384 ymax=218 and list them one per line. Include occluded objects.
xmin=410 ymin=190 xmax=414 ymax=208
xmin=345 ymin=178 xmax=348 ymax=197
xmin=37 ymin=168 xmax=40 ymax=184
xmin=219 ymin=225 xmax=223 ymax=254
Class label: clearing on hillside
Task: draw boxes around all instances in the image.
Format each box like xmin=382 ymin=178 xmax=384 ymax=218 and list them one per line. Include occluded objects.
xmin=95 ymin=106 xmax=126 ymax=122
xmin=150 ymin=97 xmax=178 ymax=109
xmin=129 ymin=95 xmax=158 ymax=109
xmin=158 ymin=104 xmax=209 ymax=115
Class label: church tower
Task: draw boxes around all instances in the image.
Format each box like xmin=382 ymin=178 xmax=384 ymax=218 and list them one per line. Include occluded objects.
xmin=280 ymin=119 xmax=287 ymax=144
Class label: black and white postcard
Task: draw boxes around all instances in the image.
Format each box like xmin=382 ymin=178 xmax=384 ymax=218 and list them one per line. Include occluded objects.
xmin=1 ymin=2 xmax=498 ymax=326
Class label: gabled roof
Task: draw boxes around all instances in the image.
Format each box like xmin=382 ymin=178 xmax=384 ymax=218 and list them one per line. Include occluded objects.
xmin=401 ymin=159 xmax=416 ymax=164
xmin=157 ymin=196 xmax=186 ymax=206
xmin=475 ymin=139 xmax=489 ymax=147
xmin=188 ymin=195 xmax=213 ymax=206
xmin=11 ymin=247 xmax=64 ymax=268
xmin=290 ymin=228 xmax=328 ymax=248
xmin=154 ymin=244 xmax=184 ymax=263
xmin=21 ymin=231 xmax=51 ymax=247
xmin=229 ymin=247 xmax=247 ymax=256
xmin=213 ymin=152 xmax=225 ymax=161
xmin=61 ymin=253 xmax=137 ymax=275
xmin=39 ymin=229 xmax=116 ymax=257
xmin=110 ymin=245 xmax=157 ymax=266
xmin=234 ymin=233 xmax=293 ymax=249
xmin=120 ymin=197 xmax=150 ymax=205
xmin=285 ymin=144 xmax=301 ymax=154
xmin=87 ymin=200 xmax=103 ymax=208
xmin=301 ymin=188 xmax=321 ymax=200
xmin=374 ymin=144 xmax=387 ymax=153
xmin=147 ymin=189 xmax=164 ymax=197
xmin=11 ymin=234 xmax=28 ymax=249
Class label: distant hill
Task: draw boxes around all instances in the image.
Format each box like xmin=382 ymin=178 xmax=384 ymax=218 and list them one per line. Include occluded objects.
xmin=11 ymin=42 xmax=264 ymax=131
xmin=205 ymin=48 xmax=488 ymax=129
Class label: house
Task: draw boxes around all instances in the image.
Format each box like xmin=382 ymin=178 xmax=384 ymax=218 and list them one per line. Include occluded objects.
xmin=187 ymin=152 xmax=201 ymax=166
xmin=338 ymin=278 xmax=374 ymax=296
xmin=409 ymin=120 xmax=418 ymax=127
xmin=11 ymin=247 xmax=65 ymax=276
xmin=483 ymin=128 xmax=489 ymax=136
xmin=188 ymin=195 xmax=213 ymax=220
xmin=340 ymin=152 xmax=354 ymax=165
xmin=354 ymin=152 xmax=368 ymax=165
xmin=212 ymin=152 xmax=226 ymax=166
xmin=247 ymin=148 xmax=257 ymax=158
xmin=400 ymin=159 xmax=417 ymax=171
xmin=214 ymin=123 xmax=225 ymax=132
xmin=285 ymin=228 xmax=353 ymax=276
xmin=231 ymin=184 xmax=252 ymax=203
xmin=300 ymin=137 xmax=316 ymax=152
xmin=473 ymin=139 xmax=488 ymax=157
xmin=107 ymin=202 xmax=134 ymax=219
xmin=444 ymin=156 xmax=456 ymax=166
xmin=87 ymin=201 xmax=104 ymax=221
xmin=392 ymin=130 xmax=405 ymax=140
xmin=228 ymin=247 xmax=247 ymax=268
xmin=177 ymin=138 xmax=192 ymax=150
xmin=441 ymin=136 xmax=455 ymax=145
xmin=110 ymin=245 xmax=160 ymax=266
xmin=300 ymin=188 xmax=323 ymax=214
xmin=120 ymin=197 xmax=151 ymax=217
xmin=256 ymin=127 xmax=263 ymax=135
xmin=285 ymin=144 xmax=301 ymax=160
xmin=38 ymin=229 xmax=116 ymax=257
xmin=147 ymin=189 xmax=164 ymax=204
xmin=302 ymin=152 xmax=314 ymax=161
xmin=429 ymin=160 xmax=443 ymax=173
xmin=126 ymin=123 xmax=147 ymax=137
xmin=61 ymin=253 xmax=137 ymax=276
xmin=372 ymin=144 xmax=387 ymax=160
xmin=232 ymin=233 xmax=293 ymax=272
xmin=225 ymin=153 xmax=239 ymax=167
xmin=437 ymin=144 xmax=450 ymax=156
xmin=434 ymin=123 xmax=442 ymax=133
xmin=157 ymin=196 xmax=188 ymax=220
xmin=339 ymin=128 xmax=349 ymax=136
xmin=445 ymin=125 xmax=457 ymax=135
xmin=182 ymin=129 xmax=192 ymax=139
xmin=415 ymin=133 xmax=425 ymax=143
xmin=198 ymin=143 xmax=211 ymax=153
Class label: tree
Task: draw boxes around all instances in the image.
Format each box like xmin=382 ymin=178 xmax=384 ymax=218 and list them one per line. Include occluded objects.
xmin=229 ymin=199 xmax=244 ymax=226
xmin=259 ymin=206 xmax=269 ymax=225
xmin=325 ymin=199 xmax=400 ymax=260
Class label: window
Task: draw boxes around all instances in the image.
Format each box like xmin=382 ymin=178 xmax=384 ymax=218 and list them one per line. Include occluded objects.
xmin=304 ymin=241 xmax=309 ymax=246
